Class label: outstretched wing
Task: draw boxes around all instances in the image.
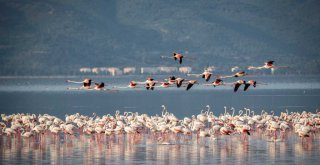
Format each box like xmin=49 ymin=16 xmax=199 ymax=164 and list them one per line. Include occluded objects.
xmin=244 ymin=84 xmax=250 ymax=91
xmin=205 ymin=74 xmax=211 ymax=82
xmin=179 ymin=57 xmax=183 ymax=64
xmin=186 ymin=83 xmax=194 ymax=90
xmin=177 ymin=80 xmax=184 ymax=87
xmin=145 ymin=83 xmax=150 ymax=90
xmin=234 ymin=83 xmax=241 ymax=92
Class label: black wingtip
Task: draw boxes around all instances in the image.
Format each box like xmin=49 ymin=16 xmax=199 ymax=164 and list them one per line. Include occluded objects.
xmin=244 ymin=84 xmax=250 ymax=91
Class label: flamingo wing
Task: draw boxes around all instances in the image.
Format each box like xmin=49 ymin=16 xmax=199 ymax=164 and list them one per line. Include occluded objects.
xmin=186 ymin=83 xmax=194 ymax=90
xmin=205 ymin=74 xmax=211 ymax=82
xmin=176 ymin=80 xmax=184 ymax=87
xmin=150 ymin=83 xmax=155 ymax=90
xmin=179 ymin=57 xmax=183 ymax=64
xmin=244 ymin=84 xmax=250 ymax=91
xmin=145 ymin=83 xmax=150 ymax=90
xmin=234 ymin=83 xmax=241 ymax=92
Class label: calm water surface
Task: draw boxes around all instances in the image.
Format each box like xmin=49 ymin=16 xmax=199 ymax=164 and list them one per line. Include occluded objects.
xmin=0 ymin=133 xmax=319 ymax=165
xmin=0 ymin=76 xmax=319 ymax=164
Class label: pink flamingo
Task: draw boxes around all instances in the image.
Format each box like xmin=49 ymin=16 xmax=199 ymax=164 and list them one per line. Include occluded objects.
xmin=248 ymin=60 xmax=288 ymax=70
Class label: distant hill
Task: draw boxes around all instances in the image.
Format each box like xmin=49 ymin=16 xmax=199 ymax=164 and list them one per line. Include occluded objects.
xmin=0 ymin=0 xmax=319 ymax=75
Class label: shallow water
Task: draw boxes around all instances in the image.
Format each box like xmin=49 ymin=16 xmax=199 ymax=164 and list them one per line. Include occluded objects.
xmin=1 ymin=132 xmax=319 ymax=165
xmin=0 ymin=76 xmax=320 ymax=164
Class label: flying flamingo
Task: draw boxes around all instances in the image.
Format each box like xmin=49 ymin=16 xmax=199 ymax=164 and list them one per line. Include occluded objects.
xmin=128 ymin=81 xmax=139 ymax=88
xmin=67 ymin=78 xmax=92 ymax=90
xmin=186 ymin=80 xmax=199 ymax=90
xmin=248 ymin=60 xmax=288 ymax=70
xmin=161 ymin=52 xmax=184 ymax=64
xmin=187 ymin=69 xmax=219 ymax=82
xmin=155 ymin=82 xmax=173 ymax=88
xmin=233 ymin=80 xmax=246 ymax=92
xmin=94 ymin=82 xmax=105 ymax=90
xmin=219 ymin=71 xmax=250 ymax=79
xmin=244 ymin=80 xmax=256 ymax=91
xmin=244 ymin=80 xmax=268 ymax=91
xmin=164 ymin=76 xmax=177 ymax=85
xmin=161 ymin=52 xmax=195 ymax=64
xmin=113 ymin=81 xmax=141 ymax=89
xmin=145 ymin=77 xmax=157 ymax=90
xmin=118 ymin=78 xmax=158 ymax=90
xmin=203 ymin=79 xmax=225 ymax=87
xmin=174 ymin=77 xmax=186 ymax=88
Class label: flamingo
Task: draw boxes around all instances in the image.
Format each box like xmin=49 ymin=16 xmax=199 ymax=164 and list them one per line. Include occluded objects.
xmin=165 ymin=76 xmax=177 ymax=85
xmin=233 ymin=80 xmax=246 ymax=92
xmin=0 ymin=108 xmax=319 ymax=146
xmin=173 ymin=52 xmax=184 ymax=64
xmin=1 ymin=114 xmax=12 ymax=125
xmin=155 ymin=82 xmax=172 ymax=88
xmin=175 ymin=78 xmax=186 ymax=88
xmin=201 ymin=70 xmax=213 ymax=82
xmin=186 ymin=80 xmax=198 ymax=90
xmin=128 ymin=81 xmax=139 ymax=88
xmin=220 ymin=71 xmax=249 ymax=79
xmin=114 ymin=81 xmax=142 ymax=89
xmin=244 ymin=80 xmax=256 ymax=91
xmin=220 ymin=125 xmax=232 ymax=135
xmin=67 ymin=78 xmax=92 ymax=89
xmin=187 ymin=69 xmax=219 ymax=82
xmin=161 ymin=52 xmax=184 ymax=64
xmin=2 ymin=126 xmax=15 ymax=136
xmin=144 ymin=77 xmax=158 ymax=90
xmin=21 ymin=129 xmax=34 ymax=138
xmin=94 ymin=82 xmax=105 ymax=90
xmin=203 ymin=79 xmax=226 ymax=87
xmin=248 ymin=60 xmax=288 ymax=70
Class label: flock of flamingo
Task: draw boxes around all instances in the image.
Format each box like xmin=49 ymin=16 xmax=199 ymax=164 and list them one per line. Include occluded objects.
xmin=66 ymin=52 xmax=288 ymax=92
xmin=3 ymin=52 xmax=315 ymax=146
xmin=1 ymin=106 xmax=319 ymax=144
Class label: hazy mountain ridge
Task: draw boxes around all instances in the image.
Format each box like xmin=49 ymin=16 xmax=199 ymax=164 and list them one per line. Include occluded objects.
xmin=0 ymin=0 xmax=319 ymax=75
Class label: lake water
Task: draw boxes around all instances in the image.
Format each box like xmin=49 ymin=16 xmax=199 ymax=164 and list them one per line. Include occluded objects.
xmin=0 ymin=75 xmax=320 ymax=164
xmin=1 ymin=132 xmax=319 ymax=165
